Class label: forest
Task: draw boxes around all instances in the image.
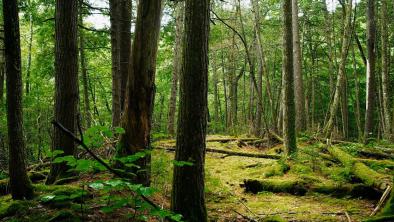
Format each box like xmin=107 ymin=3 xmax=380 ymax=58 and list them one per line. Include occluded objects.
xmin=0 ymin=0 xmax=394 ymax=221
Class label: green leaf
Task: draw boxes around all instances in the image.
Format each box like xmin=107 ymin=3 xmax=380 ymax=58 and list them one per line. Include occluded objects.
xmin=89 ymin=182 xmax=104 ymax=190
xmin=40 ymin=195 xmax=55 ymax=202
xmin=75 ymin=159 xmax=93 ymax=172
xmin=52 ymin=150 xmax=64 ymax=157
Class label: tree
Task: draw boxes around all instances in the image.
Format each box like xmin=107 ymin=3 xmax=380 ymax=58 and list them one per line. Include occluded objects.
xmin=292 ymin=0 xmax=305 ymax=131
xmin=364 ymin=0 xmax=376 ymax=143
xmin=323 ymin=0 xmax=353 ymax=139
xmin=282 ymin=0 xmax=297 ymax=155
xmin=110 ymin=0 xmax=132 ymax=127
xmin=110 ymin=0 xmax=121 ymax=127
xmin=46 ymin=0 xmax=79 ymax=184
xmin=79 ymin=2 xmax=91 ymax=128
xmin=171 ymin=0 xmax=210 ymax=220
xmin=3 ymin=0 xmax=34 ymax=199
xmin=381 ymin=0 xmax=390 ymax=140
xmin=0 ymin=24 xmax=4 ymax=103
xmin=168 ymin=1 xmax=184 ymax=136
xmin=118 ymin=0 xmax=162 ymax=186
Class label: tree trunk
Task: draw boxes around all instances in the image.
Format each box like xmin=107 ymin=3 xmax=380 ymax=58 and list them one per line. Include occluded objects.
xmin=282 ymin=0 xmax=297 ymax=155
xmin=119 ymin=0 xmax=132 ymax=111
xmin=79 ymin=4 xmax=91 ymax=128
xmin=251 ymin=0 xmax=264 ymax=136
xmin=3 ymin=0 xmax=34 ymax=199
xmin=292 ymin=0 xmax=305 ymax=132
xmin=46 ymin=0 xmax=79 ymax=184
xmin=364 ymin=0 xmax=377 ymax=143
xmin=323 ymin=0 xmax=353 ymax=138
xmin=118 ymin=0 xmax=162 ymax=186
xmin=212 ymin=52 xmax=220 ymax=124
xmin=352 ymin=45 xmax=362 ymax=141
xmin=110 ymin=0 xmax=121 ymax=127
xmin=171 ymin=0 xmax=209 ymax=220
xmin=167 ymin=1 xmax=184 ymax=136
xmin=381 ymin=0 xmax=391 ymax=140
xmin=0 ymin=29 xmax=4 ymax=104
xmin=25 ymin=9 xmax=33 ymax=95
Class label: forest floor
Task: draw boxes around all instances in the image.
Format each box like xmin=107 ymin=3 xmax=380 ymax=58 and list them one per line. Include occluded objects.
xmin=0 ymin=134 xmax=393 ymax=222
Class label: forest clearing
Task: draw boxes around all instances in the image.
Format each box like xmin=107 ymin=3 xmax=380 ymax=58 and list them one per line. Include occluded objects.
xmin=1 ymin=0 xmax=394 ymax=221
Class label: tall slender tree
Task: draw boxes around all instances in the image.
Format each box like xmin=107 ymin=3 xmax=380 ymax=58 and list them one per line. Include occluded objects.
xmin=79 ymin=2 xmax=91 ymax=128
xmin=323 ymin=0 xmax=353 ymax=138
xmin=171 ymin=0 xmax=210 ymax=220
xmin=118 ymin=0 xmax=162 ymax=186
xmin=292 ymin=0 xmax=305 ymax=131
xmin=110 ymin=0 xmax=121 ymax=127
xmin=47 ymin=0 xmax=79 ymax=184
xmin=3 ymin=0 xmax=34 ymax=199
xmin=282 ymin=0 xmax=297 ymax=155
xmin=168 ymin=1 xmax=184 ymax=136
xmin=364 ymin=0 xmax=376 ymax=143
xmin=381 ymin=0 xmax=391 ymax=140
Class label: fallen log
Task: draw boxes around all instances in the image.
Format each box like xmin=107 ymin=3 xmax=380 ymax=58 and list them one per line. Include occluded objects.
xmin=327 ymin=146 xmax=392 ymax=191
xmin=155 ymin=146 xmax=282 ymax=160
xmin=242 ymin=178 xmax=381 ymax=199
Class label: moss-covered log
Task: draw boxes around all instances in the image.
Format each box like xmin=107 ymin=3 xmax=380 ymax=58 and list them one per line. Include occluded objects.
xmin=242 ymin=178 xmax=381 ymax=199
xmin=327 ymin=146 xmax=391 ymax=191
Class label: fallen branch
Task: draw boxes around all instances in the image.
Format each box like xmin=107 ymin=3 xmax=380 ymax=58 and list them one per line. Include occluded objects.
xmin=371 ymin=185 xmax=392 ymax=216
xmin=155 ymin=146 xmax=282 ymax=160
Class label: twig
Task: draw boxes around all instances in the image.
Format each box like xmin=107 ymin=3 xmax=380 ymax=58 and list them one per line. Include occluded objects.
xmin=344 ymin=211 xmax=352 ymax=222
xmin=232 ymin=210 xmax=256 ymax=222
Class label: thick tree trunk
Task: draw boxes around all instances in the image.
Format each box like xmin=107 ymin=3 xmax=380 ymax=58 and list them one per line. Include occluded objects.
xmin=119 ymin=0 xmax=162 ymax=186
xmin=292 ymin=0 xmax=305 ymax=132
xmin=167 ymin=1 xmax=184 ymax=136
xmin=282 ymin=0 xmax=297 ymax=155
xmin=110 ymin=0 xmax=121 ymax=127
xmin=364 ymin=0 xmax=377 ymax=143
xmin=323 ymin=0 xmax=352 ymax=138
xmin=47 ymin=0 xmax=79 ymax=184
xmin=381 ymin=0 xmax=391 ymax=140
xmin=171 ymin=0 xmax=210 ymax=221
xmin=3 ymin=0 xmax=34 ymax=199
xmin=79 ymin=5 xmax=91 ymax=128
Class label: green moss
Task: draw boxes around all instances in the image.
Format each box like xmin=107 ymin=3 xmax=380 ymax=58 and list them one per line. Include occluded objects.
xmin=262 ymin=216 xmax=288 ymax=222
xmin=263 ymin=161 xmax=289 ymax=178
xmin=48 ymin=210 xmax=80 ymax=222
xmin=0 ymin=200 xmax=31 ymax=219
xmin=243 ymin=178 xmax=308 ymax=195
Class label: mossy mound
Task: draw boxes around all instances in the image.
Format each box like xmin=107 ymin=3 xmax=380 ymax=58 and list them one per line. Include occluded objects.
xmin=48 ymin=210 xmax=80 ymax=222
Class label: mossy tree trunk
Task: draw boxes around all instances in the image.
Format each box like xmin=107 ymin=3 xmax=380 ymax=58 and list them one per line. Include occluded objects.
xmin=3 ymin=0 xmax=34 ymax=199
xmin=118 ymin=0 xmax=162 ymax=186
xmin=381 ymin=0 xmax=391 ymax=140
xmin=46 ymin=0 xmax=79 ymax=184
xmin=282 ymin=0 xmax=297 ymax=155
xmin=171 ymin=0 xmax=210 ymax=221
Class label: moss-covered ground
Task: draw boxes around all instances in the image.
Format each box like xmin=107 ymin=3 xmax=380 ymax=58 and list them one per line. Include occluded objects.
xmin=0 ymin=135 xmax=393 ymax=221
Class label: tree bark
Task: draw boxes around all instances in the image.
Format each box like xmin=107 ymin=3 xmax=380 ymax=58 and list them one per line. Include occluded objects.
xmin=282 ymin=0 xmax=297 ymax=156
xmin=119 ymin=0 xmax=132 ymax=111
xmin=171 ymin=0 xmax=210 ymax=220
xmin=118 ymin=0 xmax=162 ymax=186
xmin=110 ymin=0 xmax=121 ymax=127
xmin=167 ymin=1 xmax=184 ymax=136
xmin=3 ymin=0 xmax=34 ymax=199
xmin=292 ymin=0 xmax=305 ymax=132
xmin=381 ymin=0 xmax=391 ymax=140
xmin=323 ymin=0 xmax=353 ymax=139
xmin=364 ymin=0 xmax=377 ymax=143
xmin=79 ymin=4 xmax=91 ymax=128
xmin=46 ymin=0 xmax=79 ymax=184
